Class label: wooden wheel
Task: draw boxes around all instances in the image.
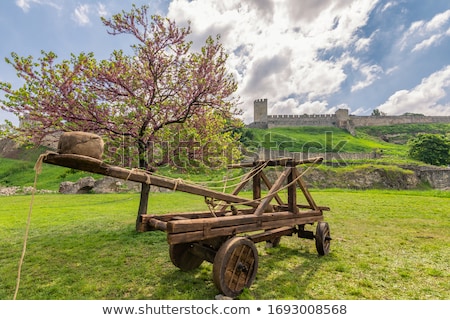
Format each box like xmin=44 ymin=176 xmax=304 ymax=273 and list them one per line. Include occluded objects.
xmin=169 ymin=243 xmax=204 ymax=271
xmin=213 ymin=237 xmax=258 ymax=297
xmin=315 ymin=222 xmax=331 ymax=256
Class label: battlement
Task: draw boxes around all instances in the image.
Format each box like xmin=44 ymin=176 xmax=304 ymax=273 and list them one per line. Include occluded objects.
xmin=249 ymin=99 xmax=450 ymax=131
xmin=268 ymin=114 xmax=335 ymax=119
xmin=254 ymin=98 xmax=268 ymax=103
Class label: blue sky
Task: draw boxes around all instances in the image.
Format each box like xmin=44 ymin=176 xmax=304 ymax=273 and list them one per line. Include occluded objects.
xmin=1 ymin=0 xmax=450 ymax=125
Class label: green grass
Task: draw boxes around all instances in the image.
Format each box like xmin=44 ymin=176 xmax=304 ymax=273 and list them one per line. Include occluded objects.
xmin=1 ymin=190 xmax=449 ymax=300
xmin=357 ymin=123 xmax=450 ymax=138
xmin=243 ymin=126 xmax=408 ymax=158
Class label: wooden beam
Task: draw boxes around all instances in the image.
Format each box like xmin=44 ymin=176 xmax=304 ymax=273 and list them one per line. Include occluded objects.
xmin=42 ymin=153 xmax=260 ymax=208
xmin=287 ymin=167 xmax=299 ymax=214
xmin=167 ymin=213 xmax=323 ymax=244
xmin=228 ymin=157 xmax=323 ymax=168
xmin=253 ymin=167 xmax=291 ymax=216
xmin=247 ymin=226 xmax=296 ymax=243
xmin=166 ymin=210 xmax=322 ymax=234
xmin=294 ymin=167 xmax=318 ymax=210
xmin=260 ymin=171 xmax=284 ymax=205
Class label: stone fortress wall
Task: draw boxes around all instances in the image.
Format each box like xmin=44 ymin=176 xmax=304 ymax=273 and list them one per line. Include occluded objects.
xmin=249 ymin=99 xmax=450 ymax=132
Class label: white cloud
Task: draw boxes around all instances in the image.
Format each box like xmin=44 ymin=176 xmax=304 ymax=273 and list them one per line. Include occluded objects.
xmin=72 ymin=4 xmax=90 ymax=26
xmin=351 ymin=64 xmax=383 ymax=92
xmin=354 ymin=30 xmax=377 ymax=52
xmin=15 ymin=0 xmax=31 ymax=11
xmin=97 ymin=3 xmax=108 ymax=17
xmin=412 ymin=34 xmax=444 ymax=52
xmin=271 ymin=98 xmax=331 ymax=116
xmin=71 ymin=3 xmax=109 ymax=26
xmin=400 ymin=9 xmax=450 ymax=52
xmin=381 ymin=1 xmax=396 ymax=13
xmin=377 ymin=65 xmax=450 ymax=116
xmin=15 ymin=0 xmax=61 ymax=12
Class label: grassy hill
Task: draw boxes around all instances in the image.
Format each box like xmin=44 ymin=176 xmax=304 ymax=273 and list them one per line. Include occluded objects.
xmin=241 ymin=126 xmax=408 ymax=158
xmin=357 ymin=123 xmax=450 ymax=145
xmin=0 ymin=156 xmax=104 ymax=191
xmin=242 ymin=123 xmax=449 ymax=159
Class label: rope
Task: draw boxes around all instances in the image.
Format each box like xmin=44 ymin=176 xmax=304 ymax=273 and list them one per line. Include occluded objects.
xmin=146 ymin=161 xmax=269 ymax=190
xmin=230 ymin=158 xmax=322 ymax=207
xmin=172 ymin=178 xmax=183 ymax=191
xmin=34 ymin=151 xmax=57 ymax=175
xmin=204 ymin=197 xmax=217 ymax=217
xmin=13 ymin=153 xmax=46 ymax=299
xmin=201 ymin=162 xmax=269 ymax=190
xmin=125 ymin=168 xmax=152 ymax=185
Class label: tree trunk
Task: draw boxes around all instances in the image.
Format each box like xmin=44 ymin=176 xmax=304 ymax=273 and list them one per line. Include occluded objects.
xmin=136 ymin=144 xmax=150 ymax=232
xmin=136 ymin=183 xmax=151 ymax=232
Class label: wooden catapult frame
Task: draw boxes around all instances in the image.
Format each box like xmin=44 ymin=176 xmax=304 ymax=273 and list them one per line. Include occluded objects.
xmin=43 ymin=153 xmax=331 ymax=297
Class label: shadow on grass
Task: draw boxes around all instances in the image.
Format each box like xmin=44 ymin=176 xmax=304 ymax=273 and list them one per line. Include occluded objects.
xmin=250 ymin=241 xmax=332 ymax=299
xmin=5 ymin=223 xmax=332 ymax=300
xmin=150 ymin=237 xmax=332 ymax=300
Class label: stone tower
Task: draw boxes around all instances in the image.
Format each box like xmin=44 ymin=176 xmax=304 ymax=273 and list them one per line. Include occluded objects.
xmin=254 ymin=99 xmax=268 ymax=123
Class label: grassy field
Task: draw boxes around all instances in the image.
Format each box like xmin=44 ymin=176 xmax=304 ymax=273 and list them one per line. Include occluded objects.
xmin=1 ymin=190 xmax=449 ymax=300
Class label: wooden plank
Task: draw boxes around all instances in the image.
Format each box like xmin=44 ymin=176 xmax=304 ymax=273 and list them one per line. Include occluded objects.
xmin=167 ymin=214 xmax=323 ymax=244
xmin=253 ymin=167 xmax=291 ymax=216
xmin=253 ymin=171 xmax=261 ymax=201
xmin=166 ymin=210 xmax=322 ymax=234
xmin=287 ymin=167 xmax=299 ymax=214
xmin=147 ymin=218 xmax=167 ymax=231
xmin=260 ymin=171 xmax=284 ymax=205
xmin=43 ymin=153 xmax=260 ymax=208
xmin=294 ymin=167 xmax=318 ymax=210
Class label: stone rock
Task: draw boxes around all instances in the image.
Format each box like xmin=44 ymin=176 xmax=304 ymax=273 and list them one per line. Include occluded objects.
xmin=59 ymin=176 xmax=142 ymax=194
xmin=92 ymin=176 xmax=141 ymax=194
xmin=59 ymin=176 xmax=96 ymax=194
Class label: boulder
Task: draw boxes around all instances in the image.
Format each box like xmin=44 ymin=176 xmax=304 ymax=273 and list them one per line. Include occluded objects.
xmin=59 ymin=176 xmax=96 ymax=194
xmin=59 ymin=176 xmax=142 ymax=194
xmin=92 ymin=176 xmax=141 ymax=193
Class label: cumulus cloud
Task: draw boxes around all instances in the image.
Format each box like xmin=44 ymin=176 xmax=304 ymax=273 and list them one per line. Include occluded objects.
xmin=271 ymin=98 xmax=331 ymax=116
xmin=377 ymin=65 xmax=450 ymax=116
xmin=167 ymin=0 xmax=379 ymax=122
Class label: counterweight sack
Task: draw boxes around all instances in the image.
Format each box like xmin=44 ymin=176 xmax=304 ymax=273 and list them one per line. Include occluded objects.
xmin=57 ymin=131 xmax=104 ymax=160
